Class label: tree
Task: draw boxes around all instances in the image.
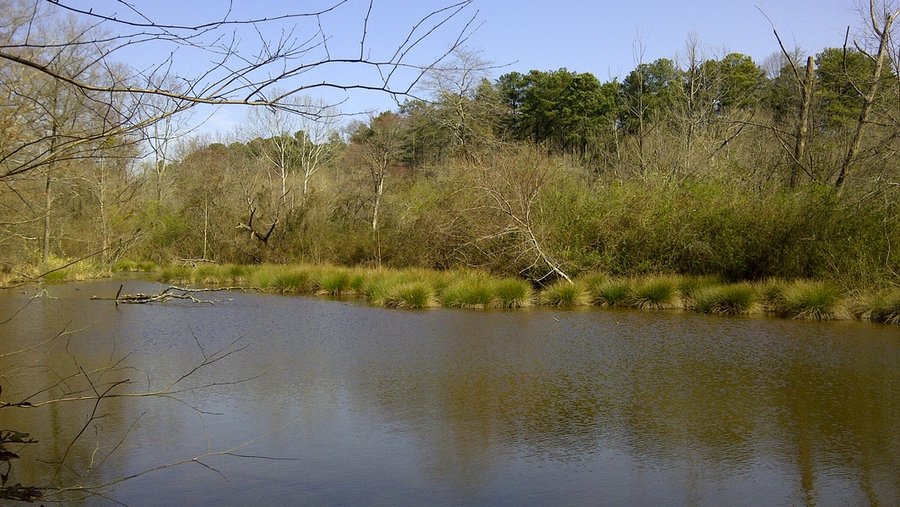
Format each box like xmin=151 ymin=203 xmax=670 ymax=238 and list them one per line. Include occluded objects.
xmin=499 ymin=69 xmax=618 ymax=156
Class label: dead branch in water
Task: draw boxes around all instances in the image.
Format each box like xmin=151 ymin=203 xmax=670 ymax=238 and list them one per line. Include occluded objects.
xmin=91 ymin=285 xmax=257 ymax=305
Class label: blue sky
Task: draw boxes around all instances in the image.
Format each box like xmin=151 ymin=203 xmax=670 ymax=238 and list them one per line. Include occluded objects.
xmin=115 ymin=0 xmax=868 ymax=136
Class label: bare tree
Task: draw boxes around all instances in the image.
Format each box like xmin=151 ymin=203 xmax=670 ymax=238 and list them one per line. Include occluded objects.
xmin=0 ymin=0 xmax=478 ymax=182
xmin=836 ymin=0 xmax=899 ymax=188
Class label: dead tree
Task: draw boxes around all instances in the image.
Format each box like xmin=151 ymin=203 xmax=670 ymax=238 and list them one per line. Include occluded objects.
xmin=237 ymin=203 xmax=278 ymax=246
xmin=0 ymin=1 xmax=478 ymax=182
xmin=835 ymin=1 xmax=898 ymax=189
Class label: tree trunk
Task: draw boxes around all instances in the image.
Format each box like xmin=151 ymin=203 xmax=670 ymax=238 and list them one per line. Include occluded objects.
xmin=790 ymin=56 xmax=815 ymax=188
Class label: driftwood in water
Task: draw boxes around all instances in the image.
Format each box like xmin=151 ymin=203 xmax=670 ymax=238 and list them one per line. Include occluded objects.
xmin=92 ymin=285 xmax=255 ymax=305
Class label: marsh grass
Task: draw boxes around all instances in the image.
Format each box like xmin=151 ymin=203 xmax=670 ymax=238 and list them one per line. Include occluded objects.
xmin=113 ymin=259 xmax=157 ymax=272
xmin=628 ymin=276 xmax=679 ymax=309
xmin=318 ymin=269 xmax=354 ymax=295
xmin=142 ymin=263 xmax=892 ymax=325
xmin=493 ymin=278 xmax=533 ymax=308
xmin=677 ymin=275 xmax=722 ymax=303
xmin=861 ymin=289 xmax=900 ymax=325
xmin=771 ymin=280 xmax=848 ymax=320
xmin=383 ymin=282 xmax=435 ymax=309
xmin=591 ymin=279 xmax=633 ymax=307
xmin=159 ymin=264 xmax=192 ymax=283
xmin=441 ymin=278 xmax=496 ymax=309
xmin=691 ymin=283 xmax=758 ymax=315
xmin=540 ymin=280 xmax=590 ymax=307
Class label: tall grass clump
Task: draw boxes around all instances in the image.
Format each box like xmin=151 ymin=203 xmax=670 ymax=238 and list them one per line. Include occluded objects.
xmin=383 ymin=282 xmax=435 ymax=309
xmin=691 ymin=283 xmax=758 ymax=315
xmin=770 ymin=280 xmax=848 ymax=320
xmin=318 ymin=269 xmax=353 ymax=296
xmin=158 ymin=264 xmax=191 ymax=283
xmin=676 ymin=275 xmax=722 ymax=303
xmin=862 ymin=289 xmax=900 ymax=325
xmin=591 ymin=278 xmax=633 ymax=307
xmin=493 ymin=278 xmax=533 ymax=308
xmin=540 ymin=280 xmax=590 ymax=307
xmin=628 ymin=276 xmax=679 ymax=309
xmin=271 ymin=268 xmax=314 ymax=293
xmin=441 ymin=278 xmax=496 ymax=309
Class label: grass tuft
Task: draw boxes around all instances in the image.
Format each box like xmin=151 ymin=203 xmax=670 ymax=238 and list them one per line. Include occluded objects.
xmin=628 ymin=276 xmax=678 ymax=309
xmin=592 ymin=279 xmax=633 ymax=307
xmin=441 ymin=278 xmax=496 ymax=309
xmin=691 ymin=283 xmax=758 ymax=315
xmin=771 ymin=280 xmax=848 ymax=320
xmin=863 ymin=289 xmax=900 ymax=325
xmin=540 ymin=280 xmax=590 ymax=307
xmin=493 ymin=278 xmax=533 ymax=308
xmin=384 ymin=282 xmax=435 ymax=309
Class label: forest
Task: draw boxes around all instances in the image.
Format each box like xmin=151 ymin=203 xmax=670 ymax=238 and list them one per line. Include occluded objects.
xmin=1 ymin=1 xmax=898 ymax=296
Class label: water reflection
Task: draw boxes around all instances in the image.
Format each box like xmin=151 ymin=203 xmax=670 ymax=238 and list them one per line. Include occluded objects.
xmin=0 ymin=281 xmax=897 ymax=505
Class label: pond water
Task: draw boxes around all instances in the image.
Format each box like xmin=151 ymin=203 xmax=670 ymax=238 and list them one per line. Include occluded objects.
xmin=1 ymin=280 xmax=898 ymax=506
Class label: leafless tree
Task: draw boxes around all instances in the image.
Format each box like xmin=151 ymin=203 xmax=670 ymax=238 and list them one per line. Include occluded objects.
xmin=0 ymin=0 xmax=478 ymax=183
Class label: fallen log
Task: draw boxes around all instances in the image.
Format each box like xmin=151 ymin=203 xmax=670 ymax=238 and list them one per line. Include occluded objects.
xmin=92 ymin=285 xmax=256 ymax=305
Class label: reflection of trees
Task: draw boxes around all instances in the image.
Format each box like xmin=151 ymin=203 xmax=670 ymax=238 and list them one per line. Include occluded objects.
xmin=344 ymin=313 xmax=898 ymax=503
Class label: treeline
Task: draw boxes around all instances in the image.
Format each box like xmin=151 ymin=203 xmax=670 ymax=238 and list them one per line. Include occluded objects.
xmin=2 ymin=22 xmax=898 ymax=289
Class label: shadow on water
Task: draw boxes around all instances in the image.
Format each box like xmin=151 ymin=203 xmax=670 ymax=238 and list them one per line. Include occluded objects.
xmin=1 ymin=279 xmax=897 ymax=505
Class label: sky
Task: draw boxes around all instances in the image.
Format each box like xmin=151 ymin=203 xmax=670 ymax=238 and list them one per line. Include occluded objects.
xmin=96 ymin=0 xmax=875 ymax=137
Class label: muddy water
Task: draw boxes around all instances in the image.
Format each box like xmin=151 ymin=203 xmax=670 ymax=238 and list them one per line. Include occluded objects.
xmin=1 ymin=280 xmax=897 ymax=506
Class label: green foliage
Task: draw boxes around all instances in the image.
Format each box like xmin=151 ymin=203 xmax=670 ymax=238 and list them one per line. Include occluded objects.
xmin=499 ymin=69 xmax=618 ymax=153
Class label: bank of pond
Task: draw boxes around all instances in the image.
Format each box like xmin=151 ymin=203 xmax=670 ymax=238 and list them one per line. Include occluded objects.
xmin=102 ymin=262 xmax=894 ymax=326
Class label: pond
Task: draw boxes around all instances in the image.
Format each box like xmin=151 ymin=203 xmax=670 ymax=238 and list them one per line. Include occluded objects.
xmin=1 ymin=280 xmax=898 ymax=505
